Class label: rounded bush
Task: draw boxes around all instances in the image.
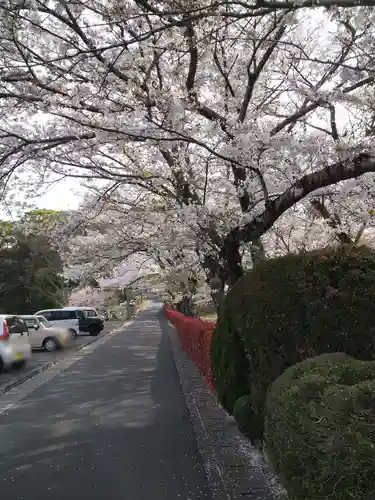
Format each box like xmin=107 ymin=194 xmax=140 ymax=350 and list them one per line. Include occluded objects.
xmin=264 ymin=353 xmax=375 ymax=500
xmin=211 ymin=245 xmax=375 ymax=439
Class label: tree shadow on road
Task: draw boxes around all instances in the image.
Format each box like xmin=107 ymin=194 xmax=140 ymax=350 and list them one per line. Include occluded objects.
xmin=0 ymin=307 xmax=212 ymax=500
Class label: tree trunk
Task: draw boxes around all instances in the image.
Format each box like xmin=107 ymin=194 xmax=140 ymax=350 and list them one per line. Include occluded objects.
xmin=179 ymin=295 xmax=196 ymax=316
xmin=222 ymin=239 xmax=243 ymax=287
xmin=209 ymin=276 xmax=225 ymax=308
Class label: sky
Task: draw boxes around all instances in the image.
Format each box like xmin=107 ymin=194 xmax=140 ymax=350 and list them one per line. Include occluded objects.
xmin=0 ymin=177 xmax=83 ymax=220
xmin=34 ymin=178 xmax=83 ymax=211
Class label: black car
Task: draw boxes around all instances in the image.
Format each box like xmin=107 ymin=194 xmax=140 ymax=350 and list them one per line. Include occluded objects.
xmin=64 ymin=307 xmax=104 ymax=336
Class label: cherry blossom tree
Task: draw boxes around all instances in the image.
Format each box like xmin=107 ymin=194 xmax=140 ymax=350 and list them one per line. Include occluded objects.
xmin=264 ymin=200 xmax=372 ymax=256
xmin=61 ymin=188 xmax=210 ymax=303
xmin=67 ymin=286 xmax=106 ymax=307
xmin=1 ymin=1 xmax=375 ymax=288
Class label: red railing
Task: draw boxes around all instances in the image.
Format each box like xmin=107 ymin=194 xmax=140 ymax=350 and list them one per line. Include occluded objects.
xmin=164 ymin=307 xmax=216 ymax=392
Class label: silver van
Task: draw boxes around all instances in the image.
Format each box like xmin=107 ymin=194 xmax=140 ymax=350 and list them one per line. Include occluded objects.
xmin=35 ymin=309 xmax=79 ymax=338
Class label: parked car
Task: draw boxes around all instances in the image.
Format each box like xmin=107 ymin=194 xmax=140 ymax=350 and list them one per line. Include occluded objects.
xmin=64 ymin=306 xmax=105 ymax=322
xmin=0 ymin=315 xmax=32 ymax=372
xmin=63 ymin=307 xmax=104 ymax=336
xmin=35 ymin=308 xmax=104 ymax=337
xmin=66 ymin=306 xmax=102 ymax=320
xmin=35 ymin=308 xmax=79 ymax=338
xmin=20 ymin=315 xmax=71 ymax=352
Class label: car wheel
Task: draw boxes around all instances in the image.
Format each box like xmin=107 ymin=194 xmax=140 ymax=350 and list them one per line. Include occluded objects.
xmin=43 ymin=337 xmax=59 ymax=352
xmin=69 ymin=329 xmax=77 ymax=339
xmin=0 ymin=356 xmax=4 ymax=373
xmin=89 ymin=326 xmax=99 ymax=336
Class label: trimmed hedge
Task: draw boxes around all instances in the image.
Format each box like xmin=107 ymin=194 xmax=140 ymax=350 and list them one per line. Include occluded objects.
xmin=232 ymin=394 xmax=259 ymax=439
xmin=211 ymin=284 xmax=250 ymax=412
xmin=211 ymin=245 xmax=375 ymax=440
xmin=264 ymin=353 xmax=375 ymax=500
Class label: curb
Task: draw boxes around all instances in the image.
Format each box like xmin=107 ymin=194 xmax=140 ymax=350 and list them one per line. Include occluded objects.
xmin=0 ymin=322 xmax=126 ymax=398
xmin=159 ymin=313 xmax=287 ymax=500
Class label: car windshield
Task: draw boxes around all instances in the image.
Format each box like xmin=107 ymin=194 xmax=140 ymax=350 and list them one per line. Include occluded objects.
xmin=37 ymin=316 xmax=51 ymax=328
xmin=84 ymin=309 xmax=98 ymax=317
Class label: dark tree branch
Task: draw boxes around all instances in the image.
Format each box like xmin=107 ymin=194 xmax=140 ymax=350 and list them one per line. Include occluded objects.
xmin=213 ymin=46 xmax=236 ymax=98
xmin=185 ymin=19 xmax=198 ymax=92
xmin=238 ymin=17 xmax=286 ymax=122
xmin=227 ymin=153 xmax=375 ymax=243
xmin=311 ymin=198 xmax=352 ymax=244
xmin=286 ymin=19 xmax=356 ymax=133
xmin=271 ymin=75 xmax=374 ymax=135
xmin=329 ymin=105 xmax=339 ymax=141
xmin=223 ymin=153 xmax=375 ymax=283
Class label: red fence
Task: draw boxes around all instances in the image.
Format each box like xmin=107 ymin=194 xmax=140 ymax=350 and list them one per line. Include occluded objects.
xmin=164 ymin=307 xmax=216 ymax=392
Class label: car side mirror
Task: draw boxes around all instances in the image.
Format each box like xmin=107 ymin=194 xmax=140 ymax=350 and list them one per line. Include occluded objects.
xmin=34 ymin=324 xmax=39 ymax=330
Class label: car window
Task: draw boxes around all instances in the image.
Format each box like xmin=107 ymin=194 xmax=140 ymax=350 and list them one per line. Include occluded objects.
xmin=24 ymin=318 xmax=38 ymax=329
xmin=7 ymin=317 xmax=28 ymax=334
xmin=39 ymin=310 xmax=52 ymax=320
xmin=84 ymin=309 xmax=98 ymax=317
xmin=37 ymin=316 xmax=50 ymax=328
xmin=49 ymin=310 xmax=62 ymax=321
xmin=60 ymin=310 xmax=77 ymax=320
xmin=44 ymin=309 xmax=77 ymax=321
xmin=76 ymin=310 xmax=85 ymax=319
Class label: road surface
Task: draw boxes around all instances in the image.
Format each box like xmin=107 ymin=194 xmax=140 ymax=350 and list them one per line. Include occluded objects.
xmin=0 ymin=321 xmax=125 ymax=395
xmin=0 ymin=302 xmax=212 ymax=499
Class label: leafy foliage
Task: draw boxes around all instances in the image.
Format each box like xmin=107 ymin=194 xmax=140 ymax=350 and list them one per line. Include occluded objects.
xmin=264 ymin=353 xmax=375 ymax=500
xmin=212 ymin=245 xmax=375 ymax=440
xmin=211 ymin=291 xmax=250 ymax=413
xmin=232 ymin=395 xmax=258 ymax=439
xmin=19 ymin=209 xmax=61 ymax=232
xmin=0 ymin=221 xmax=64 ymax=313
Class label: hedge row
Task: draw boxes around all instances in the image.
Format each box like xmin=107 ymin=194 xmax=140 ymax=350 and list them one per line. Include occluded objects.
xmin=210 ymin=245 xmax=375 ymax=499
xmin=211 ymin=245 xmax=375 ymax=439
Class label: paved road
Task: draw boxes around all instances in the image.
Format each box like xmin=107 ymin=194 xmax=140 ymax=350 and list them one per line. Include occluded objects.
xmin=0 ymin=321 xmax=124 ymax=394
xmin=0 ymin=302 xmax=212 ymax=500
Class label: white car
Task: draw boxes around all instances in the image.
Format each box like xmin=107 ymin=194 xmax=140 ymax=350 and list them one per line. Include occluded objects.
xmin=20 ymin=315 xmax=71 ymax=352
xmin=0 ymin=315 xmax=32 ymax=372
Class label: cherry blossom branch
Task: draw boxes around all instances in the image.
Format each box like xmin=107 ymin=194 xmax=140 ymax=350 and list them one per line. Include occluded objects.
xmin=271 ymin=76 xmax=375 ymax=135
xmin=246 ymin=154 xmax=374 ymax=240
xmin=223 ymin=153 xmax=375 ymax=282
xmin=238 ymin=14 xmax=287 ymax=122
xmin=135 ymin=0 xmax=375 ymax=20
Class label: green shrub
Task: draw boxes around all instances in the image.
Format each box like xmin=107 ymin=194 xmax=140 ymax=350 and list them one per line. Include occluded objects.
xmin=211 ymin=245 xmax=375 ymax=439
xmin=211 ymin=280 xmax=250 ymax=413
xmin=264 ymin=353 xmax=375 ymax=500
xmin=233 ymin=394 xmax=262 ymax=439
